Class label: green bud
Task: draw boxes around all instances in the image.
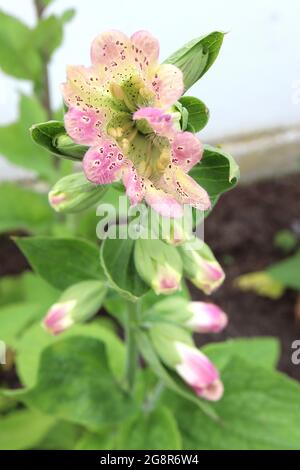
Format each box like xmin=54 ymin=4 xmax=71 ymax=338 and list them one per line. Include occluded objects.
xmin=49 ymin=172 xmax=107 ymax=213
xmin=134 ymin=239 xmax=183 ymax=295
xmin=149 ymin=323 xmax=192 ymax=368
xmin=43 ymin=280 xmax=107 ymax=334
xmin=178 ymin=238 xmax=225 ymax=294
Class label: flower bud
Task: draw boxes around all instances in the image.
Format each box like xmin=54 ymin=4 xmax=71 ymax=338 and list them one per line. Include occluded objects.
xmin=49 ymin=172 xmax=107 ymax=213
xmin=175 ymin=342 xmax=224 ymax=401
xmin=134 ymin=239 xmax=182 ymax=295
xmin=178 ymin=238 xmax=225 ymax=294
xmin=43 ymin=280 xmax=107 ymax=335
xmin=186 ymin=302 xmax=228 ymax=333
xmin=149 ymin=323 xmax=223 ymax=401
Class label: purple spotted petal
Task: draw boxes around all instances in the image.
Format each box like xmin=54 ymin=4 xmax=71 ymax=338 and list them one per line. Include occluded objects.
xmin=64 ymin=107 xmax=104 ymax=145
xmin=133 ymin=107 xmax=174 ymax=137
xmin=162 ymin=167 xmax=211 ymax=211
xmin=83 ymin=138 xmax=126 ymax=185
xmin=122 ymin=164 xmax=145 ymax=206
xmin=145 ymin=182 xmax=183 ymax=218
xmin=91 ymin=30 xmax=132 ymax=69
xmin=152 ymin=64 xmax=184 ymax=108
xmin=171 ymin=132 xmax=203 ymax=171
xmin=130 ymin=30 xmax=160 ymax=71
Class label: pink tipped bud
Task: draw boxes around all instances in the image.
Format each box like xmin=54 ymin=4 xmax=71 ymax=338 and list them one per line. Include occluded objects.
xmin=42 ymin=281 xmax=107 ymax=335
xmin=175 ymin=342 xmax=224 ymax=401
xmin=43 ymin=300 xmax=76 ymax=335
xmin=153 ymin=266 xmax=182 ymax=295
xmin=186 ymin=302 xmax=228 ymax=333
xmin=179 ymin=239 xmax=225 ymax=294
xmin=134 ymin=239 xmax=183 ymax=295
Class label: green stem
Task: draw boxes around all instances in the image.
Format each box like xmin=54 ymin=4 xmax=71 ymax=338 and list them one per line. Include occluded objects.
xmin=143 ymin=381 xmax=165 ymax=413
xmin=33 ymin=0 xmax=60 ymax=170
xmin=124 ymin=302 xmax=139 ymax=393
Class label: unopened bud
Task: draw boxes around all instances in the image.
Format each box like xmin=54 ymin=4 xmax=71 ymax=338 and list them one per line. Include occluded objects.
xmin=49 ymin=172 xmax=107 ymax=213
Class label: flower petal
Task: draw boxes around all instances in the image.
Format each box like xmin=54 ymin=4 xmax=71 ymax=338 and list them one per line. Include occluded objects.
xmin=152 ymin=64 xmax=184 ymax=108
xmin=145 ymin=182 xmax=183 ymax=218
xmin=91 ymin=30 xmax=132 ymax=69
xmin=130 ymin=30 xmax=160 ymax=71
xmin=162 ymin=167 xmax=211 ymax=211
xmin=133 ymin=106 xmax=174 ymax=137
xmin=171 ymin=132 xmax=203 ymax=171
xmin=122 ymin=164 xmax=145 ymax=205
xmin=82 ymin=138 xmax=126 ymax=184
xmin=64 ymin=107 xmax=104 ymax=145
xmin=61 ymin=65 xmax=126 ymax=128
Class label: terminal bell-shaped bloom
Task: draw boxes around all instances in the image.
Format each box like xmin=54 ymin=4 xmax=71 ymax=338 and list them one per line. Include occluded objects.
xmin=62 ymin=30 xmax=211 ymax=217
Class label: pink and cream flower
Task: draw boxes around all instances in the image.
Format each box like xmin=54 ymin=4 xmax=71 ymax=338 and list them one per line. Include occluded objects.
xmin=62 ymin=30 xmax=210 ymax=217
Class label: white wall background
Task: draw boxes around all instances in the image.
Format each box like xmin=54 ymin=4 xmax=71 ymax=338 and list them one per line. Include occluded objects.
xmin=1 ymin=0 xmax=300 ymax=142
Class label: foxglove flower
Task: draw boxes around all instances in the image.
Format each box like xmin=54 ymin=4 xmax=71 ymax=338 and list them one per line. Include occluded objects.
xmin=186 ymin=301 xmax=228 ymax=333
xmin=62 ymin=30 xmax=210 ymax=217
xmin=175 ymin=342 xmax=224 ymax=401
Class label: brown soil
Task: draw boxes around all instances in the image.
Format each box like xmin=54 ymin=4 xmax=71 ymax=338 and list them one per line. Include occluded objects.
xmin=193 ymin=172 xmax=300 ymax=380
xmin=1 ymin=173 xmax=300 ymax=385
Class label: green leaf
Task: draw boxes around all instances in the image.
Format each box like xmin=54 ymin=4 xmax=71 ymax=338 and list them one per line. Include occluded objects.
xmin=178 ymin=96 xmax=209 ymax=132
xmin=100 ymin=239 xmax=149 ymax=301
xmin=0 ymin=183 xmax=54 ymax=234
xmin=168 ymin=357 xmax=300 ymax=449
xmin=202 ymin=338 xmax=280 ymax=371
xmin=30 ymin=120 xmax=87 ymax=161
xmin=60 ymin=8 xmax=76 ymax=24
xmin=115 ymin=406 xmax=182 ymax=450
xmin=0 ymin=95 xmax=56 ymax=181
xmin=0 ymin=409 xmax=55 ymax=450
xmin=0 ymin=271 xmax=59 ymax=307
xmin=14 ymin=336 xmax=134 ymax=429
xmin=0 ymin=11 xmax=42 ymax=81
xmin=165 ymin=32 xmax=225 ymax=91
xmin=33 ymin=15 xmax=63 ymax=61
xmin=36 ymin=421 xmax=81 ymax=450
xmin=189 ymin=144 xmax=239 ymax=205
xmin=0 ymin=302 xmax=49 ymax=347
xmin=16 ymin=321 xmax=126 ymax=388
xmin=75 ymin=428 xmax=115 ymax=450
xmin=267 ymin=251 xmax=300 ymax=290
xmin=15 ymin=236 xmax=106 ymax=290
